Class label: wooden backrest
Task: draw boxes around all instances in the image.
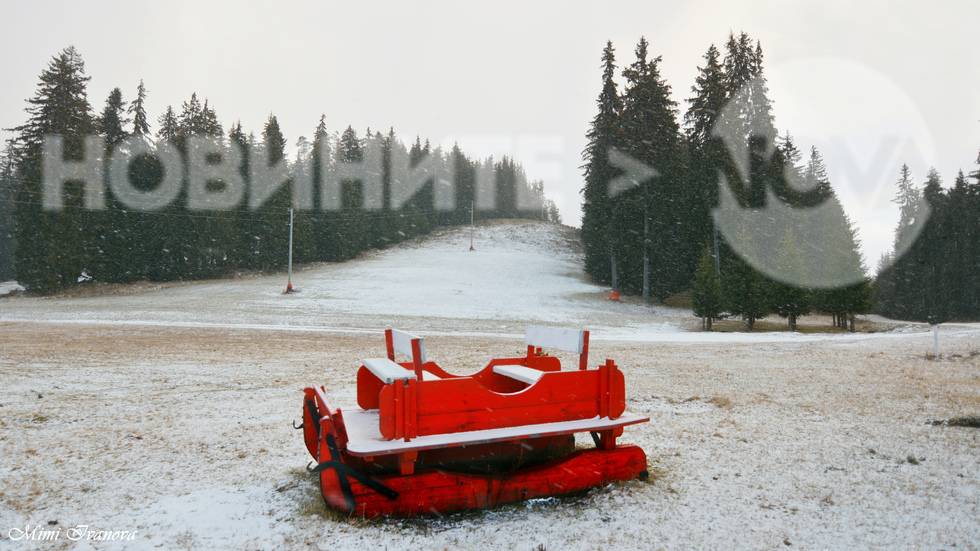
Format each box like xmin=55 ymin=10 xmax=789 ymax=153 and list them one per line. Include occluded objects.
xmin=524 ymin=326 xmax=590 ymax=371
xmin=385 ymin=329 xmax=426 ymax=379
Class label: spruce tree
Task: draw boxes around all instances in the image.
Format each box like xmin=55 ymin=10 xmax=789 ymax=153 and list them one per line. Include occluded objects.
xmin=581 ymin=40 xmax=624 ymax=288
xmin=291 ymin=135 xmax=317 ymax=263
xmin=250 ymin=114 xmax=290 ymax=270
xmin=10 ymin=46 xmax=97 ymax=292
xmin=916 ymin=168 xmax=950 ymax=324
xmin=228 ymin=121 xmax=252 ymax=269
xmin=157 ymin=106 xmax=178 ymax=143
xmin=875 ymin=164 xmax=926 ymax=320
xmin=311 ymin=115 xmax=343 ymax=261
xmin=129 ymin=80 xmax=150 ymax=138
xmin=892 ymin=163 xmax=921 ymax=254
xmin=619 ymin=37 xmax=685 ymax=303
xmin=90 ymin=87 xmax=132 ymax=283
xmin=691 ymin=246 xmax=723 ymax=329
xmin=335 ymin=125 xmax=371 ymax=259
xmin=0 ymin=144 xmax=16 ymax=281
xmin=684 ymin=44 xmax=727 ymax=261
xmin=721 ymin=248 xmax=772 ymax=331
xmin=98 ymin=88 xmax=129 ymax=150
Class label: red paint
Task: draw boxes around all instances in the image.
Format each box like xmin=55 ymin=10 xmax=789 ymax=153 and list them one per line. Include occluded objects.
xmin=301 ymin=327 xmax=649 ymax=517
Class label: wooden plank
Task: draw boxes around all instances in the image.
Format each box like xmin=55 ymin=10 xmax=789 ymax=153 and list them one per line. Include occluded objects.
xmin=492 ymin=364 xmax=544 ymax=384
xmin=525 ymin=326 xmax=586 ymax=353
xmin=378 ymin=368 xmax=626 ymax=440
xmin=346 ymin=409 xmax=648 ymax=456
xmin=363 ymin=358 xmax=416 ymax=384
xmin=377 ymin=364 xmax=627 ymax=440
xmin=390 ymin=329 xmax=426 ymax=363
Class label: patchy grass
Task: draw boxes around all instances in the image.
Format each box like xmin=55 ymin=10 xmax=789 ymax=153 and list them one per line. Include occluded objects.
xmin=706 ymin=396 xmax=733 ymax=409
xmin=663 ymin=293 xmax=692 ymax=308
xmin=929 ymin=417 xmax=980 ymax=428
xmin=702 ymin=317 xmax=885 ymax=334
xmin=923 ymin=350 xmax=980 ymax=362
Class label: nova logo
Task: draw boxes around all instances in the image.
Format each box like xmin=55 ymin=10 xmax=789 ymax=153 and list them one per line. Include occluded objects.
xmin=711 ymin=76 xmax=930 ymax=288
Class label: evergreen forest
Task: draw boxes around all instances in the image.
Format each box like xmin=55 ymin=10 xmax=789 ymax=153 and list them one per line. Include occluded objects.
xmin=0 ymin=47 xmax=560 ymax=293
xmin=580 ymin=33 xmax=980 ymax=327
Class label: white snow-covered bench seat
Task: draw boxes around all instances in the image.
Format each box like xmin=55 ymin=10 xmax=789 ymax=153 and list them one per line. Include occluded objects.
xmin=362 ymin=358 xmax=416 ymax=384
xmin=493 ymin=364 xmax=545 ymax=384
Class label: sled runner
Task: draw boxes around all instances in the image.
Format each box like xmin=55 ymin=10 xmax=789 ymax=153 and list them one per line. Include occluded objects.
xmin=299 ymin=326 xmax=649 ymax=517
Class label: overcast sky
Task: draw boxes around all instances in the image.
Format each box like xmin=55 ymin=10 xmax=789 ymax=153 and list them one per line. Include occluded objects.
xmin=2 ymin=0 xmax=978 ymax=266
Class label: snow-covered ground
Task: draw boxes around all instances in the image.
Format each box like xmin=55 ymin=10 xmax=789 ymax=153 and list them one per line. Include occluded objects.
xmin=0 ymin=282 xmax=24 ymax=296
xmin=1 ymin=220 xmax=978 ymax=550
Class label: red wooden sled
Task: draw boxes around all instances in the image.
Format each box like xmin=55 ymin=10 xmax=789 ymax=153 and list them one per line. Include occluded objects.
xmin=300 ymin=327 xmax=650 ymax=517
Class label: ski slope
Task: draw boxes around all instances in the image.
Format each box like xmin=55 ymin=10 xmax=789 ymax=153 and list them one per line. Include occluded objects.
xmin=0 ymin=220 xmax=691 ymax=337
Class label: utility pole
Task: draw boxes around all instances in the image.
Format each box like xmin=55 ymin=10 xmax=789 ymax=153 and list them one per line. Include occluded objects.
xmin=469 ymin=200 xmax=475 ymax=251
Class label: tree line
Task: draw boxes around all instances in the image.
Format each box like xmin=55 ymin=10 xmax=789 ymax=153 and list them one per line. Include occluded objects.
xmin=1 ymin=47 xmax=560 ymax=293
xmin=875 ymin=163 xmax=980 ymax=323
xmin=581 ymin=32 xmax=884 ymax=330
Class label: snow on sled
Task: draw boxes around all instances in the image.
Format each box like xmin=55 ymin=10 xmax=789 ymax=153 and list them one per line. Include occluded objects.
xmin=299 ymin=326 xmax=650 ymax=518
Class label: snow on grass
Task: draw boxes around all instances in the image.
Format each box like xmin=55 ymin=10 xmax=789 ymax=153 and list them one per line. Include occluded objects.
xmin=1 ymin=220 xmax=979 ymax=549
xmin=0 ymin=281 xmax=24 ymax=296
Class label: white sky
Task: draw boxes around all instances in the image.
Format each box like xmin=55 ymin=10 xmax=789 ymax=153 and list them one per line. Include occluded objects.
xmin=1 ymin=0 xmax=978 ymax=266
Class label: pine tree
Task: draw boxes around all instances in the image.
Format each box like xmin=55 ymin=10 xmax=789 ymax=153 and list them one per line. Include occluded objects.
xmin=157 ymin=106 xmax=178 ymax=143
xmin=619 ymin=37 xmax=686 ymax=303
xmin=581 ymin=40 xmax=624 ymax=289
xmin=228 ymin=120 xmax=252 ymax=269
xmin=250 ymin=114 xmax=291 ymax=269
xmin=684 ymin=44 xmax=727 ymax=263
xmin=892 ymin=163 xmax=921 ymax=254
xmin=90 ymin=87 xmax=132 ymax=283
xmin=721 ymin=248 xmax=772 ymax=331
xmin=335 ymin=125 xmax=371 ymax=259
xmin=451 ymin=142 xmax=476 ymax=227
xmin=875 ymin=164 xmax=927 ymax=321
xmin=129 ymin=80 xmax=150 ymax=138
xmin=311 ymin=115 xmax=342 ymax=261
xmin=291 ymin=135 xmax=317 ymax=263
xmin=691 ymin=246 xmax=723 ymax=329
xmin=10 ymin=46 xmax=97 ymax=292
xmin=771 ymin=273 xmax=811 ymax=331
xmin=0 ymin=143 xmax=16 ymax=281
xmin=947 ymin=169 xmax=979 ymax=318
xmin=98 ymin=88 xmax=129 ymax=150
xmin=915 ymin=168 xmax=950 ymax=324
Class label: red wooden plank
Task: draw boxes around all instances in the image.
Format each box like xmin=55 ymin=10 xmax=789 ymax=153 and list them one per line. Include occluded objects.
xmin=599 ymin=361 xmax=608 ymax=418
xmin=579 ymin=330 xmax=590 ymax=371
xmin=406 ymin=378 xmax=418 ymax=441
xmin=378 ymin=367 xmax=628 ymax=440
xmin=301 ymin=387 xmax=319 ymax=459
xmin=411 ymin=338 xmax=424 ymax=380
xmin=385 ymin=329 xmax=395 ymax=361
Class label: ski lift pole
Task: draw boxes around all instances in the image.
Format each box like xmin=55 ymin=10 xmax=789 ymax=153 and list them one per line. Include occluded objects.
xmin=286 ymin=207 xmax=294 ymax=293
xmin=469 ymin=200 xmax=475 ymax=251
